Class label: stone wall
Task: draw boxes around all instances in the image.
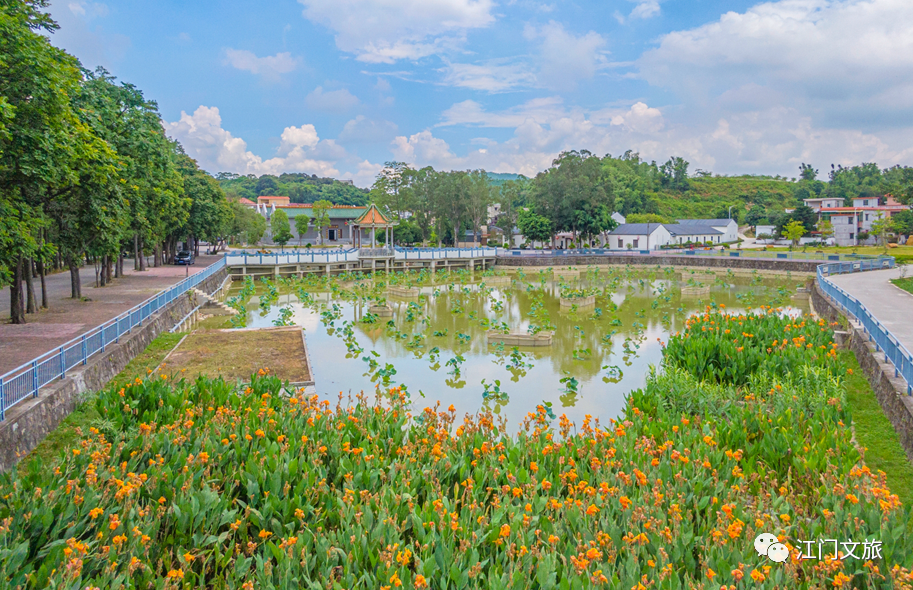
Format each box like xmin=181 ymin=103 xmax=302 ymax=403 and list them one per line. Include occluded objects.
xmin=0 ymin=268 xmax=228 ymax=472
xmin=811 ymin=283 xmax=913 ymax=462
xmin=496 ymin=254 xmax=821 ymax=273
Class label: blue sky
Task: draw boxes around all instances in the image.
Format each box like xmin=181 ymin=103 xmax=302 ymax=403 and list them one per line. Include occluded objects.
xmin=49 ymin=0 xmax=913 ymax=187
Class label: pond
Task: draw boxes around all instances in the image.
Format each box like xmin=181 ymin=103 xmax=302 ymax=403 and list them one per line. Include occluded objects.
xmin=232 ymin=267 xmax=808 ymax=429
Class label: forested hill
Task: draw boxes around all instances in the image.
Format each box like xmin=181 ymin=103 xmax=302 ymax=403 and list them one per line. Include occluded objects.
xmin=486 ymin=172 xmax=527 ymax=187
xmin=653 ymin=175 xmax=797 ymax=221
xmin=217 ymin=172 xmax=370 ymax=206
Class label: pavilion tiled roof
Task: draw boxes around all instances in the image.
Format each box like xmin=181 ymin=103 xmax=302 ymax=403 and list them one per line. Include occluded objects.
xmin=354 ymin=204 xmax=394 ymax=226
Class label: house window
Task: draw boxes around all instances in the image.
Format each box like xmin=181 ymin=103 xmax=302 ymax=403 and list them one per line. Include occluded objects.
xmin=849 ymin=233 xmax=854 ymax=239
xmin=864 ymin=214 xmax=869 ymax=221
xmin=617 ymin=239 xmax=623 ymax=248
xmin=633 ymin=238 xmax=639 ymax=248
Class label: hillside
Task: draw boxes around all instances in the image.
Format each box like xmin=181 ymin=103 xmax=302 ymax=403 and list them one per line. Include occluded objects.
xmin=217 ymin=172 xmax=370 ymax=206
xmin=650 ymin=176 xmax=799 ymax=222
xmin=486 ymin=172 xmax=527 ymax=187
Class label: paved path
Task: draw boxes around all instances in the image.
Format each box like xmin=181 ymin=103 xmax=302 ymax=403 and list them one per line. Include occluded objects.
xmin=828 ymin=267 xmax=913 ymax=355
xmin=0 ymin=256 xmax=222 ymax=375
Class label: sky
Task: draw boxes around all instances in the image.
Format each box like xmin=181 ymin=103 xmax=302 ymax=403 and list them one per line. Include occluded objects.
xmin=48 ymin=0 xmax=913 ymax=188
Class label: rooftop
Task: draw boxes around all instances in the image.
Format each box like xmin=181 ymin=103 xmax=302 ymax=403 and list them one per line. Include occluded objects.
xmin=665 ymin=224 xmax=723 ymax=236
xmin=607 ymin=223 xmax=668 ymax=235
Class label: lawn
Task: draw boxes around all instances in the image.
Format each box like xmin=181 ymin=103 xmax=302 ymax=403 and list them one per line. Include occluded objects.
xmin=891 ymin=276 xmax=913 ymax=295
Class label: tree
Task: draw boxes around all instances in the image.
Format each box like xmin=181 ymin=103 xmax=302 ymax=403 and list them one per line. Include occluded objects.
xmin=496 ymin=180 xmax=527 ymax=247
xmin=869 ymin=216 xmax=895 ymax=252
xmin=229 ymin=201 xmax=266 ymax=245
xmin=311 ymin=199 xmax=332 ymax=245
xmin=518 ymin=210 xmax=554 ymax=245
xmin=799 ymin=163 xmax=818 ymax=182
xmin=783 ymin=220 xmax=806 ymax=250
xmin=893 ymin=209 xmax=913 ymax=236
xmin=817 ymin=218 xmax=834 ymax=245
xmin=789 ymin=204 xmax=818 ymax=232
xmin=256 ymin=175 xmax=279 ymax=196
xmin=466 ymin=171 xmax=493 ymax=245
xmin=744 ymin=207 xmax=768 ymax=227
xmin=271 ymin=209 xmax=292 ymax=247
xmin=371 ymin=161 xmax=411 ymax=219
xmin=294 ymin=213 xmax=310 ymax=246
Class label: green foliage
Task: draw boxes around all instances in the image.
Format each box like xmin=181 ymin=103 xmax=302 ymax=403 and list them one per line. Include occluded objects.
xmin=229 ymin=200 xmax=266 ymax=245
xmin=311 ymin=199 xmax=332 ymax=245
xmin=663 ymin=307 xmax=838 ymax=386
xmin=270 ymin=209 xmax=292 ymax=247
xmin=517 ymin=209 xmax=553 ymax=244
xmin=783 ymin=220 xmax=806 ymax=249
xmin=218 ymin=172 xmax=369 ymax=205
xmin=626 ymin=213 xmax=669 ymax=224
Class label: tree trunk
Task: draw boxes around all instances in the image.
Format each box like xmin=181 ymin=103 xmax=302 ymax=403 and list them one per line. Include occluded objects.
xmin=37 ymin=257 xmax=48 ymax=309
xmin=25 ymin=257 xmax=37 ymax=313
xmin=106 ymin=254 xmax=113 ymax=282
xmin=10 ymin=258 xmax=25 ymax=324
xmin=194 ymin=236 xmax=200 ymax=257
xmin=133 ymin=234 xmax=140 ymax=270
xmin=153 ymin=244 xmax=161 ymax=267
xmin=67 ymin=255 xmax=82 ymax=299
xmin=138 ymin=236 xmax=146 ymax=271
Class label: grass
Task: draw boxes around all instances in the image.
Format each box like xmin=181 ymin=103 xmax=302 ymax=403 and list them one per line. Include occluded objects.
xmin=16 ymin=331 xmax=185 ymax=479
xmin=891 ymin=276 xmax=913 ymax=295
xmin=162 ymin=327 xmax=310 ymax=383
xmin=841 ymin=350 xmax=913 ymax=509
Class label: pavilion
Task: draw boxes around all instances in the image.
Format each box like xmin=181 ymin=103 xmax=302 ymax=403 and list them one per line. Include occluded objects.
xmin=351 ymin=204 xmax=397 ymax=249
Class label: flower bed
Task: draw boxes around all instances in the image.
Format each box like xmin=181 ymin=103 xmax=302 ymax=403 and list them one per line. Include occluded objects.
xmin=2 ymin=310 xmax=912 ymax=588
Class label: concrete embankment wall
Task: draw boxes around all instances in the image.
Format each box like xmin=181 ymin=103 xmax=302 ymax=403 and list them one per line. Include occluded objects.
xmin=495 ymin=254 xmax=821 ymax=273
xmin=0 ymin=268 xmax=228 ymax=472
xmin=811 ymin=283 xmax=913 ymax=462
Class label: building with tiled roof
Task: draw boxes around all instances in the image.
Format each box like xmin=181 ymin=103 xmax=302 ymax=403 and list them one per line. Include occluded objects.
xmin=242 ymin=197 xmax=371 ymax=245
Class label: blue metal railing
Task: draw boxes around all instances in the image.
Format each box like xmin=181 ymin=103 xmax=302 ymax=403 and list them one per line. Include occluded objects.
xmin=505 ymin=248 xmax=865 ymax=261
xmin=816 ymin=258 xmax=912 ymax=394
xmin=0 ymin=258 xmax=227 ymax=420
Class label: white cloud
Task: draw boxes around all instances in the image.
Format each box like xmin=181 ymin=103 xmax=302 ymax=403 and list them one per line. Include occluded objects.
xmin=338 ymin=115 xmax=399 ymax=143
xmin=397 ymin=95 xmax=913 ymax=179
xmin=67 ymin=2 xmax=108 ymax=19
xmin=164 ymin=105 xmax=385 ymax=185
xmin=440 ymin=61 xmax=536 ymax=92
xmin=49 ymin=0 xmax=129 ymax=68
xmin=305 ymin=87 xmax=361 ymax=113
xmin=524 ymin=22 xmax=608 ymax=88
xmin=629 ymin=0 xmax=661 ymax=20
xmin=223 ymin=49 xmax=298 ymax=79
xmin=638 ymin=0 xmax=913 ymax=124
xmin=438 ymin=97 xmax=566 ymax=127
xmin=298 ymin=0 xmax=495 ymax=63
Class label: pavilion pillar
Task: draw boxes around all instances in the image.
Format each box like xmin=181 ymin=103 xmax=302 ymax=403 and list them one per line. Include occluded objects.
xmin=372 ymin=228 xmax=376 ymax=248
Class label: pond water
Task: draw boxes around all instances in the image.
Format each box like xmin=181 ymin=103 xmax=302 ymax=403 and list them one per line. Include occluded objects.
xmin=234 ymin=268 xmax=808 ymax=429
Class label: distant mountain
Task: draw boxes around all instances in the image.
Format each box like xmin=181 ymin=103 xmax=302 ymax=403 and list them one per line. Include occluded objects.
xmin=485 ymin=172 xmax=528 ymax=187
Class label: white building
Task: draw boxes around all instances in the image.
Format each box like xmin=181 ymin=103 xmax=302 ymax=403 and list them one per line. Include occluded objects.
xmin=605 ymin=223 xmax=672 ymax=251
xmin=665 ymin=224 xmax=724 ymax=245
xmin=803 ymin=197 xmax=843 ymax=212
xmin=755 ymin=224 xmax=777 ymax=239
xmin=611 ymin=212 xmax=626 ymax=225
xmin=674 ymin=218 xmax=739 ymax=243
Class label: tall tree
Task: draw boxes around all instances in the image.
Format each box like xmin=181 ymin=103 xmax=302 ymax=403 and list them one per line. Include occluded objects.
xmin=311 ymin=199 xmax=332 ymax=245
xmin=466 ymin=170 xmax=493 ymax=246
xmin=270 ymin=209 xmax=292 ymax=247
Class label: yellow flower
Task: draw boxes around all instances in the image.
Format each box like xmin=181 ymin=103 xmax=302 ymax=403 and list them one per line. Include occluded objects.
xmin=258 ymin=530 xmax=273 ymax=539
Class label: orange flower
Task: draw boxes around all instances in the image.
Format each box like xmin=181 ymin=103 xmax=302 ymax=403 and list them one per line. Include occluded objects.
xmin=619 ymin=496 xmax=632 ymax=510
xmin=499 ymin=524 xmax=511 ymax=538
xmin=415 ymin=575 xmax=428 ymax=588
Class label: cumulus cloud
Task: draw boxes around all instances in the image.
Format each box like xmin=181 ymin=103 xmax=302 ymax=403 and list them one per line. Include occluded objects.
xmin=638 ymin=0 xmax=913 ymax=127
xmin=524 ymin=22 xmax=608 ymax=88
xmin=223 ymin=49 xmax=298 ymax=79
xmin=164 ymin=105 xmax=385 ymax=182
xmin=298 ymin=0 xmax=495 ymax=63
xmin=338 ymin=116 xmax=399 ymax=144
xmin=305 ymin=87 xmax=361 ymax=113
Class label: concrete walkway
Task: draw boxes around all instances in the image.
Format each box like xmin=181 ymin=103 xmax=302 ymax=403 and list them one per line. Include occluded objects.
xmin=0 ymin=256 xmax=222 ymax=375
xmin=828 ymin=267 xmax=913 ymax=355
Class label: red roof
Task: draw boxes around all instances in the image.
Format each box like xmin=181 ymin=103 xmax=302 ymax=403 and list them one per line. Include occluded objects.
xmin=239 ymin=198 xmax=256 ymax=205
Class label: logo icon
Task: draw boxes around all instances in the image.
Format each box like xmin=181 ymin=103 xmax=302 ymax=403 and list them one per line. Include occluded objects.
xmin=755 ymin=533 xmax=789 ymax=563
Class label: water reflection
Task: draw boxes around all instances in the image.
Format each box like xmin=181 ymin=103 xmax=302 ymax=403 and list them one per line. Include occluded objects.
xmin=239 ymin=272 xmax=807 ymax=430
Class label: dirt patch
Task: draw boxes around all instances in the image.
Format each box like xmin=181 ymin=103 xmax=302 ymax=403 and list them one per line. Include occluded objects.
xmin=162 ymin=327 xmax=312 ymax=385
